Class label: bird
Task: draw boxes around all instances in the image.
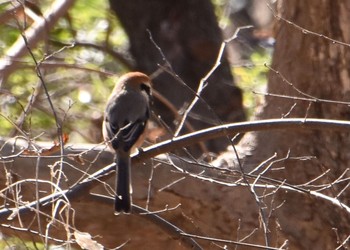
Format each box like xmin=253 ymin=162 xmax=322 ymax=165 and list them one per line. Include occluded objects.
xmin=102 ymin=72 xmax=152 ymax=214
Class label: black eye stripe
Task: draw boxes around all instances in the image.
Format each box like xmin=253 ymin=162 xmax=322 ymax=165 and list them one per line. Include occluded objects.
xmin=140 ymin=83 xmax=151 ymax=95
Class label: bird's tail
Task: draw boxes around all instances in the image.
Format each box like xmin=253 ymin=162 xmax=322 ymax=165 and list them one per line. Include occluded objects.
xmin=115 ymin=151 xmax=132 ymax=214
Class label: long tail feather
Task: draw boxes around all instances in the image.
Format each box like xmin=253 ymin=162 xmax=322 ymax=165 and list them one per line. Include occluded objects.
xmin=115 ymin=151 xmax=132 ymax=214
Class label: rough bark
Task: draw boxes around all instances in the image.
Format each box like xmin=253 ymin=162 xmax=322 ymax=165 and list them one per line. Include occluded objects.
xmin=0 ymin=139 xmax=267 ymax=249
xmin=239 ymin=0 xmax=350 ymax=248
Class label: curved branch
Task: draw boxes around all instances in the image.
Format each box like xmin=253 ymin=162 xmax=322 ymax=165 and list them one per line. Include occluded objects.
xmin=1 ymin=118 xmax=350 ymax=246
xmin=49 ymin=40 xmax=133 ymax=70
xmin=134 ymin=118 xmax=350 ymax=164
xmin=1 ymin=118 xmax=350 ymax=214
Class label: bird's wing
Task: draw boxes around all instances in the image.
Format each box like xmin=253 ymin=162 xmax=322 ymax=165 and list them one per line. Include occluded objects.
xmin=119 ymin=117 xmax=147 ymax=152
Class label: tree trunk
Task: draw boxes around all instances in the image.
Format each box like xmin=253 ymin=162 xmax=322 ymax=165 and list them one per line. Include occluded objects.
xmin=239 ymin=0 xmax=350 ymax=248
xmin=109 ymin=0 xmax=245 ymax=152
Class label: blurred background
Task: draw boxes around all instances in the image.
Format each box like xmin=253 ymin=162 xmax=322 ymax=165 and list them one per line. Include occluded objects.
xmin=0 ymin=0 xmax=274 ymax=149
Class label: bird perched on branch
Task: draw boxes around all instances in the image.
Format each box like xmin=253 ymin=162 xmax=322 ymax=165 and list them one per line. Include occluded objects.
xmin=103 ymin=72 xmax=152 ymax=214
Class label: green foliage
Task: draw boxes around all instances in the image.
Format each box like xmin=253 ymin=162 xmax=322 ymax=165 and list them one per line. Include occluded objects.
xmin=233 ymin=51 xmax=271 ymax=118
xmin=0 ymin=0 xmax=271 ymax=142
xmin=0 ymin=0 xmax=129 ymax=142
xmin=0 ymin=237 xmax=79 ymax=250
xmin=0 ymin=237 xmax=45 ymax=249
xmin=211 ymin=0 xmax=231 ymax=28
xmin=0 ymin=3 xmax=21 ymax=53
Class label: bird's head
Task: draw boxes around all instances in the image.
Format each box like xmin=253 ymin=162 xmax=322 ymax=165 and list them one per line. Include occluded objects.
xmin=118 ymin=72 xmax=152 ymax=97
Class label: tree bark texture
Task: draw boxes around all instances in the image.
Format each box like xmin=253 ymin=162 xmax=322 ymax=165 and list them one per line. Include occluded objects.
xmin=109 ymin=0 xmax=245 ymax=152
xmin=240 ymin=0 xmax=350 ymax=248
xmin=0 ymin=140 xmax=267 ymax=249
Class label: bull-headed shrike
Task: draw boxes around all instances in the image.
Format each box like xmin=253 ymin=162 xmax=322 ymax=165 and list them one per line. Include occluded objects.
xmin=103 ymin=72 xmax=152 ymax=214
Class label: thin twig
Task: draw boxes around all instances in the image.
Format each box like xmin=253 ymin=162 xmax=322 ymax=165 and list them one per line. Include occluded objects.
xmin=253 ymin=90 xmax=350 ymax=106
xmin=267 ymin=3 xmax=350 ymax=48
xmin=174 ymin=25 xmax=253 ymax=137
xmin=180 ymin=232 xmax=284 ymax=250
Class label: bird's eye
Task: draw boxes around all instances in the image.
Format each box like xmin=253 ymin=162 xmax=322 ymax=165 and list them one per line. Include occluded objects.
xmin=140 ymin=83 xmax=151 ymax=96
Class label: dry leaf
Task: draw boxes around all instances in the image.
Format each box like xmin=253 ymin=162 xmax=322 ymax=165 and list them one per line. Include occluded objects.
xmin=74 ymin=230 xmax=103 ymax=250
xmin=23 ymin=133 xmax=69 ymax=156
